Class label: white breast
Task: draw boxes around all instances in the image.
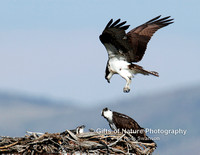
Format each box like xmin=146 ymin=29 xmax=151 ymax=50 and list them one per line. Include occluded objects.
xmin=103 ymin=110 xmax=113 ymax=123
xmin=109 ymin=57 xmax=130 ymax=73
xmin=79 ymin=128 xmax=84 ymax=134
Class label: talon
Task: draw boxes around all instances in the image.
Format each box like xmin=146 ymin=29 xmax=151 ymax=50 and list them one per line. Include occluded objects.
xmin=123 ymin=87 xmax=130 ymax=93
xmin=105 ymin=77 xmax=110 ymax=83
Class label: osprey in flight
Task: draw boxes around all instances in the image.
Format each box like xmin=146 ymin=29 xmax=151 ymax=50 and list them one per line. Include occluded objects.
xmin=102 ymin=108 xmax=156 ymax=145
xmin=99 ymin=16 xmax=174 ymax=93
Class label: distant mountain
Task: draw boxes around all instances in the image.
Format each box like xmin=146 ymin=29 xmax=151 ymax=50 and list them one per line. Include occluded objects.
xmin=0 ymin=84 xmax=199 ymax=154
xmin=107 ymin=85 xmax=200 ymax=154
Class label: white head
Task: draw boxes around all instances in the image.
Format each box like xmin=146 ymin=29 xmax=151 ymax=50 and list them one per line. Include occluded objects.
xmin=101 ymin=107 xmax=113 ymax=122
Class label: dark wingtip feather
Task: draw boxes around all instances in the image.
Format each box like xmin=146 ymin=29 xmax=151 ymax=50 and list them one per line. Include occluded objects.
xmin=163 ymin=18 xmax=174 ymax=23
xmin=121 ymin=25 xmax=130 ymax=30
xmin=110 ymin=19 xmax=121 ymax=28
xmin=147 ymin=15 xmax=174 ymax=25
xmin=105 ymin=19 xmax=113 ymax=29
xmin=156 ymin=16 xmax=171 ymax=22
xmin=146 ymin=15 xmax=161 ymax=24
xmin=158 ymin=16 xmax=174 ymax=26
xmin=104 ymin=18 xmax=130 ymax=31
xmin=115 ymin=21 xmax=127 ymax=28
xmin=146 ymin=15 xmax=174 ymax=27
xmin=163 ymin=21 xmax=174 ymax=27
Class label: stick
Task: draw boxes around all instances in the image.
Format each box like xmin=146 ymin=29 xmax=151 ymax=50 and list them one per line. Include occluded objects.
xmin=0 ymin=141 xmax=18 ymax=149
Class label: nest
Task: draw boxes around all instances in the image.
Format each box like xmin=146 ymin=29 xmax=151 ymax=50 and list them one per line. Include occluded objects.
xmin=0 ymin=130 xmax=156 ymax=154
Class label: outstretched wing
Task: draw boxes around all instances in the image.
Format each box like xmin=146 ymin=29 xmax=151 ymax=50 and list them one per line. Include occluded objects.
xmin=99 ymin=19 xmax=131 ymax=58
xmin=127 ymin=15 xmax=174 ymax=62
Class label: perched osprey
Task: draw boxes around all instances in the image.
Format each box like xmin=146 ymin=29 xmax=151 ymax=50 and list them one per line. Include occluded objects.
xmin=60 ymin=125 xmax=85 ymax=136
xmin=101 ymin=108 xmax=156 ymax=145
xmin=99 ymin=16 xmax=174 ymax=93
xmin=75 ymin=125 xmax=85 ymax=134
xmin=69 ymin=125 xmax=85 ymax=134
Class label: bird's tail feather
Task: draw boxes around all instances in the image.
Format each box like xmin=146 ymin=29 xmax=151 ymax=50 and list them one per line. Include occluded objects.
xmin=129 ymin=64 xmax=159 ymax=77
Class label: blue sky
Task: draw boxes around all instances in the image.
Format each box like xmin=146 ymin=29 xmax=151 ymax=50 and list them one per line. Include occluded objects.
xmin=0 ymin=0 xmax=199 ymax=105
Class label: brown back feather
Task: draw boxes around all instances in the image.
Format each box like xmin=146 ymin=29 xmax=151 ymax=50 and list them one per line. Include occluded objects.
xmin=112 ymin=111 xmax=144 ymax=137
xmin=112 ymin=111 xmax=155 ymax=144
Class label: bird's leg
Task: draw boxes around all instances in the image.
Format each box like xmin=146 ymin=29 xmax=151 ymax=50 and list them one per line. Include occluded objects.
xmin=123 ymin=77 xmax=132 ymax=93
xmin=118 ymin=70 xmax=132 ymax=93
xmin=105 ymin=72 xmax=114 ymax=83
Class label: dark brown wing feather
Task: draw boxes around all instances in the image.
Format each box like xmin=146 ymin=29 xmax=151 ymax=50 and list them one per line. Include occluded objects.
xmin=99 ymin=16 xmax=173 ymax=63
xmin=112 ymin=111 xmax=155 ymax=144
xmin=127 ymin=15 xmax=174 ymax=62
xmin=112 ymin=111 xmax=145 ymax=140
xmin=99 ymin=19 xmax=131 ymax=56
xmin=112 ymin=111 xmax=142 ymax=130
